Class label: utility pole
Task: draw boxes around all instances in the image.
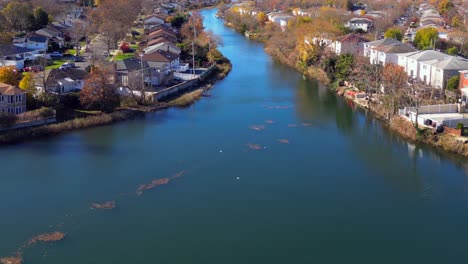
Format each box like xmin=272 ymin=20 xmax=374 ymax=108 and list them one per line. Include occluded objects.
xmin=192 ymin=18 xmax=196 ymax=79
xmin=140 ymin=53 xmax=145 ymax=102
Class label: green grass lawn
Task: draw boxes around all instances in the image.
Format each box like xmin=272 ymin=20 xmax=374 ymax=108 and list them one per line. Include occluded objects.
xmin=130 ymin=44 xmax=139 ymax=50
xmin=113 ymin=53 xmax=136 ymax=61
xmin=46 ymin=59 xmax=67 ymax=70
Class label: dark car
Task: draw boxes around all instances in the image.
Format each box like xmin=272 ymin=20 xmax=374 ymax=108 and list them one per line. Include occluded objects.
xmin=73 ymin=56 xmax=85 ymax=62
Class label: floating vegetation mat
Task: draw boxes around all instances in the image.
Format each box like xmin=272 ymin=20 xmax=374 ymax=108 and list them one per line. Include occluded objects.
xmin=246 ymin=143 xmax=263 ymax=150
xmin=277 ymin=139 xmax=290 ymax=144
xmin=27 ymin=232 xmax=66 ymax=246
xmin=265 ymin=120 xmax=275 ymax=124
xmin=0 ymin=256 xmax=22 ymax=264
xmin=90 ymin=201 xmax=116 ymax=210
xmin=288 ymin=124 xmax=298 ymax=127
xmin=263 ymin=105 xmax=291 ymax=110
xmin=249 ymin=125 xmax=265 ymax=131
xmin=136 ymin=171 xmax=185 ymax=196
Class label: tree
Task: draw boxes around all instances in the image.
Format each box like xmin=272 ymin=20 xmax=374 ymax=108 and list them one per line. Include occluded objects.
xmin=382 ymin=64 xmax=407 ymax=118
xmin=438 ymin=0 xmax=454 ymax=15
xmin=33 ymin=7 xmax=49 ymax=30
xmin=384 ymin=27 xmax=403 ymax=41
xmin=414 ymin=27 xmax=438 ymax=50
xmin=0 ymin=66 xmax=22 ymax=86
xmin=19 ymin=73 xmax=37 ymax=95
xmin=80 ymin=67 xmax=120 ymax=112
xmin=0 ymin=1 xmax=33 ymax=31
xmin=446 ymin=75 xmax=459 ymax=91
xmin=256 ymin=12 xmax=268 ymax=25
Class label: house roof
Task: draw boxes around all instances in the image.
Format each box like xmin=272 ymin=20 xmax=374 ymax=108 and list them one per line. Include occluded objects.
xmin=144 ymin=42 xmax=181 ymax=54
xmin=403 ymin=50 xmax=450 ymax=61
xmin=374 ymin=43 xmax=416 ymax=53
xmin=0 ymin=44 xmax=35 ymax=56
xmin=336 ymin=33 xmax=369 ymax=43
xmin=0 ymin=82 xmax=24 ymax=95
xmin=115 ymin=57 xmax=147 ymax=72
xmin=350 ymin=17 xmax=374 ymax=24
xmin=147 ymin=36 xmax=176 ymax=47
xmin=36 ymin=28 xmax=60 ymax=38
xmin=27 ymin=34 xmax=48 ymax=43
xmin=365 ymin=38 xmax=403 ymax=48
xmin=430 ymin=57 xmax=468 ymax=70
xmin=142 ymin=50 xmax=178 ymax=63
xmin=148 ymin=28 xmax=176 ymax=38
xmin=45 ymin=68 xmax=88 ymax=87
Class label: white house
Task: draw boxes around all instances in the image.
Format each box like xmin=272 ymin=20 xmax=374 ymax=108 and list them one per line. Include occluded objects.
xmin=419 ymin=57 xmax=468 ymax=89
xmin=45 ymin=68 xmax=88 ymax=94
xmin=347 ymin=17 xmax=373 ymax=32
xmin=333 ymin=33 xmax=368 ymax=55
xmin=397 ymin=50 xmax=450 ymax=80
xmin=13 ymin=34 xmax=48 ymax=54
xmin=364 ymin=38 xmax=416 ymax=65
xmin=0 ymin=44 xmax=38 ymax=70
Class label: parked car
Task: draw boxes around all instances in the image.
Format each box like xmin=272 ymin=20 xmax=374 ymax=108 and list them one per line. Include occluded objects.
xmin=50 ymin=51 xmax=63 ymax=58
xmin=73 ymin=56 xmax=85 ymax=62
xmin=63 ymin=62 xmax=75 ymax=68
xmin=103 ymin=51 xmax=109 ymax=57
xmin=24 ymin=65 xmax=44 ymax=72
xmin=59 ymin=62 xmax=74 ymax=71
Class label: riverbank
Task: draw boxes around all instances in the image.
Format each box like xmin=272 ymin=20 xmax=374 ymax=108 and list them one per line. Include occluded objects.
xmin=0 ymin=58 xmax=232 ymax=146
xmin=221 ymin=13 xmax=468 ymax=158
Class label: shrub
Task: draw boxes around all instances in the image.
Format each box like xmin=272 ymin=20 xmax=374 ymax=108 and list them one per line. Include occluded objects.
xmin=120 ymin=42 xmax=131 ymax=53
xmin=0 ymin=113 xmax=18 ymax=128
xmin=456 ymin=123 xmax=464 ymax=129
xmin=446 ymin=75 xmax=460 ymax=91
xmin=447 ymin=47 xmax=458 ymax=55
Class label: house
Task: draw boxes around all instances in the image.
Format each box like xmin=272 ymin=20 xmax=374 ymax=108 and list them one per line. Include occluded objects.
xmin=397 ymin=50 xmax=450 ymax=80
xmin=146 ymin=28 xmax=177 ymax=43
xmin=147 ymin=36 xmax=177 ymax=47
xmin=142 ymin=50 xmax=180 ymax=73
xmin=35 ymin=27 xmax=65 ymax=48
xmin=333 ymin=33 xmax=368 ymax=55
xmin=267 ymin=12 xmax=294 ymax=31
xmin=0 ymin=44 xmax=38 ymax=70
xmin=0 ymin=82 xmax=26 ymax=115
xmin=347 ymin=17 xmax=373 ymax=32
xmin=45 ymin=68 xmax=88 ymax=94
xmin=115 ymin=57 xmax=164 ymax=87
xmin=143 ymin=42 xmax=181 ymax=55
xmin=364 ymin=38 xmax=416 ymax=65
xmin=460 ymin=70 xmax=468 ymax=97
xmin=13 ymin=34 xmax=48 ymax=54
xmin=418 ymin=57 xmax=468 ymax=89
xmin=144 ymin=15 xmax=166 ymax=30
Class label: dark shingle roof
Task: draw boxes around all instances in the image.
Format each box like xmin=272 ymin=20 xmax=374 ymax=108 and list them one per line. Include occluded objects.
xmin=0 ymin=44 xmax=36 ymax=56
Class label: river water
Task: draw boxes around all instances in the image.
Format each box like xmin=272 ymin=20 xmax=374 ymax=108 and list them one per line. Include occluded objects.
xmin=1 ymin=9 xmax=468 ymax=263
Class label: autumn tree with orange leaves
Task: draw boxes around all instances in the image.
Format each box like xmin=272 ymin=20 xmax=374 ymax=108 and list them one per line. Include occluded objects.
xmin=80 ymin=67 xmax=120 ymax=112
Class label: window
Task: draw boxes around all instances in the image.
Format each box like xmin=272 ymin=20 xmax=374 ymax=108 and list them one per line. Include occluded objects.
xmin=465 ymin=73 xmax=468 ymax=78
xmin=0 ymin=96 xmax=3 ymax=102
xmin=423 ymin=65 xmax=427 ymax=70
xmin=15 ymin=107 xmax=22 ymax=114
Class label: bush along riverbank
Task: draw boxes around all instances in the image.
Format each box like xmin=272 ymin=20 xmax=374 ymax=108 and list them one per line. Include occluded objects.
xmin=221 ymin=9 xmax=468 ymax=157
